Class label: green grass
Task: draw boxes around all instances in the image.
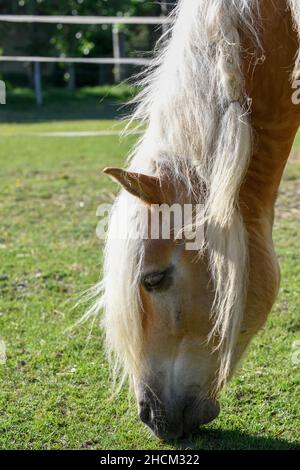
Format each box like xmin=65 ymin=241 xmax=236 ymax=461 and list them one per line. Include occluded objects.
xmin=0 ymin=93 xmax=299 ymax=450
xmin=0 ymin=85 xmax=137 ymax=123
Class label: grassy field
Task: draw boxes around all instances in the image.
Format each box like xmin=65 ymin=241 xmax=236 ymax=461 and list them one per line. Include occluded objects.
xmin=0 ymin=89 xmax=299 ymax=450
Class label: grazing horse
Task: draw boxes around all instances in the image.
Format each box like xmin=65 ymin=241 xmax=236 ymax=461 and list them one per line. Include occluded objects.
xmin=90 ymin=0 xmax=300 ymax=440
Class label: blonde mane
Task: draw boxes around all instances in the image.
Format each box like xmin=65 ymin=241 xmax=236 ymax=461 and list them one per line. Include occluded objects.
xmin=87 ymin=0 xmax=300 ymax=391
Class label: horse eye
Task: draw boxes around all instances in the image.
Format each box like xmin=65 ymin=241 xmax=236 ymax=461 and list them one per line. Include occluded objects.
xmin=143 ymin=272 xmax=166 ymax=291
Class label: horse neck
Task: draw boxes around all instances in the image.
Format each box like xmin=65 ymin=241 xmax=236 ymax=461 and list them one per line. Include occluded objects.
xmin=240 ymin=0 xmax=300 ymax=223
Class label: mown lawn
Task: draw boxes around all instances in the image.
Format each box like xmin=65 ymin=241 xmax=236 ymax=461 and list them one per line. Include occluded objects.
xmin=0 ymin=92 xmax=299 ymax=450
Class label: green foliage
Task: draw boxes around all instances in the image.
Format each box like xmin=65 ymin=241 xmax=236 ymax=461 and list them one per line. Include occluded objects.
xmin=0 ymin=1 xmax=177 ymax=87
xmin=0 ymin=1 xmax=171 ymax=57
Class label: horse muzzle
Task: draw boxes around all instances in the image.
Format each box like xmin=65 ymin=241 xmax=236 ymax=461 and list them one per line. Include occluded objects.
xmin=138 ymin=393 xmax=220 ymax=441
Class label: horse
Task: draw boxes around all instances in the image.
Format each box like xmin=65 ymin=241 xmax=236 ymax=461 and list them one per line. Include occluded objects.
xmin=88 ymin=0 xmax=300 ymax=440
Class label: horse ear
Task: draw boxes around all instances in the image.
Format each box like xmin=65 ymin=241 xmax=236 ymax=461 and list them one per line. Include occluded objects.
xmin=103 ymin=167 xmax=166 ymax=205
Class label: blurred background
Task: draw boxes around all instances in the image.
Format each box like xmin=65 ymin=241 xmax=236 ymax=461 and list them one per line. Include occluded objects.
xmin=0 ymin=0 xmax=176 ymax=118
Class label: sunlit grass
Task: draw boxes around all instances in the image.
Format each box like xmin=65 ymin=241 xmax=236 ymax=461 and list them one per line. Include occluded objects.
xmin=0 ymin=105 xmax=299 ymax=449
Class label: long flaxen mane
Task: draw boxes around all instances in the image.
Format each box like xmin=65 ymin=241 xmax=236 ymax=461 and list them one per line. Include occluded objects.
xmin=85 ymin=0 xmax=300 ymax=391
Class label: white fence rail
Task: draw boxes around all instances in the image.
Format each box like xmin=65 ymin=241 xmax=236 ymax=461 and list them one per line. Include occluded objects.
xmin=0 ymin=56 xmax=151 ymax=66
xmin=0 ymin=15 xmax=172 ymax=25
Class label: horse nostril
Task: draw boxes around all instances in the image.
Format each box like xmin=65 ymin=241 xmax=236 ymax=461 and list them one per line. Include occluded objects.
xmin=183 ymin=398 xmax=220 ymax=436
xmin=138 ymin=401 xmax=151 ymax=425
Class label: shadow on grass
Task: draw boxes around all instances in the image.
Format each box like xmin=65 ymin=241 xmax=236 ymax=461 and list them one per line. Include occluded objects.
xmin=0 ymin=86 xmax=137 ymax=123
xmin=172 ymin=428 xmax=300 ymax=450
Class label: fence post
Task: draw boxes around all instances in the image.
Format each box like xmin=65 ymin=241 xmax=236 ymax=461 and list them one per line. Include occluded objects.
xmin=33 ymin=61 xmax=42 ymax=106
xmin=112 ymin=24 xmax=125 ymax=83
xmin=67 ymin=64 xmax=76 ymax=91
xmin=0 ymin=80 xmax=6 ymax=104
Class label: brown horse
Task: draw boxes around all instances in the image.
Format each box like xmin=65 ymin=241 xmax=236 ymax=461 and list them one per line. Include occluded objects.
xmin=90 ymin=0 xmax=300 ymax=440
